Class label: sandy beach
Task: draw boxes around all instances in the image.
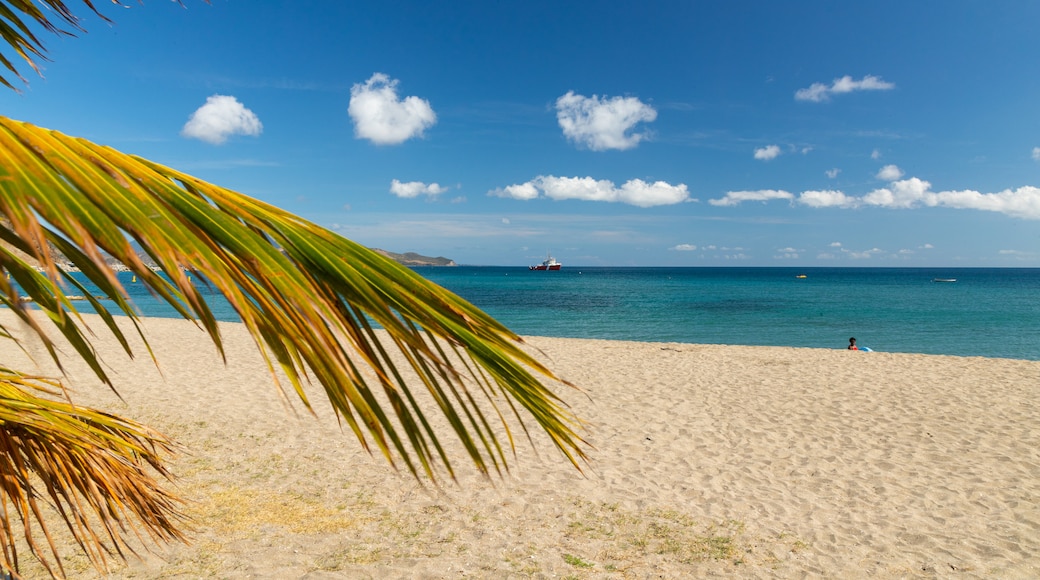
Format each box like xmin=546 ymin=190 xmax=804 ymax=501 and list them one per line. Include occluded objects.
xmin=1 ymin=310 xmax=1038 ymax=579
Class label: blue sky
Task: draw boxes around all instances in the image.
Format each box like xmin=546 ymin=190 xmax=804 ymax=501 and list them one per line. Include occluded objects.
xmin=3 ymin=1 xmax=1039 ymax=266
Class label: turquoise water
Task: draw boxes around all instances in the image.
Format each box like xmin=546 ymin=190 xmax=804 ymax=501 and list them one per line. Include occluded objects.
xmin=11 ymin=267 xmax=1040 ymax=361
xmin=418 ymin=267 xmax=1040 ymax=361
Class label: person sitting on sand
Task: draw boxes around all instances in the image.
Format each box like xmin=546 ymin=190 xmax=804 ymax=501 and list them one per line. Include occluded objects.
xmin=848 ymin=337 xmax=858 ymax=350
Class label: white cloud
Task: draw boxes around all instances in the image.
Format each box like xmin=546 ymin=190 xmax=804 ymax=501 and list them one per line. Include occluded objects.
xmin=709 ymin=189 xmax=793 ymax=206
xmin=876 ymin=164 xmax=905 ymax=181
xmin=1033 ymin=147 xmax=1040 ymax=161
xmin=348 ymin=73 xmax=436 ymax=145
xmin=825 ymin=168 xmax=841 ymax=179
xmin=795 ymin=75 xmax=895 ymax=102
xmin=181 ymin=95 xmax=262 ymax=145
xmin=930 ymin=186 xmax=1040 ymax=219
xmin=490 ymin=176 xmax=690 ymax=207
xmin=754 ymin=144 xmax=781 ymax=161
xmin=920 ymin=243 xmax=934 ymax=249
xmin=862 ymin=177 xmax=934 ymax=208
xmin=797 ymin=190 xmax=857 ymax=208
xmin=501 ymin=218 xmax=510 ymax=224
xmin=555 ymin=91 xmax=657 ymax=151
xmin=389 ymin=179 xmax=449 ymax=198
xmin=671 ymin=244 xmax=697 ymax=251
xmin=498 ymin=182 xmax=540 ymax=201
xmin=829 ymin=242 xmax=843 ymax=248
xmin=863 ymin=180 xmax=1040 ymax=219
xmin=710 ymin=175 xmax=1040 ymax=219
xmin=871 ymin=149 xmax=882 ymax=160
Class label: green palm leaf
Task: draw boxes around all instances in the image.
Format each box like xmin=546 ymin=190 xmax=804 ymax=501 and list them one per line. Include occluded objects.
xmin=0 ymin=116 xmax=587 ymax=575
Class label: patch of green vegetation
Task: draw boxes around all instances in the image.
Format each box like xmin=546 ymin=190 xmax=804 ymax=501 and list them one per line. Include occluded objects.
xmin=563 ymin=553 xmax=594 ymax=568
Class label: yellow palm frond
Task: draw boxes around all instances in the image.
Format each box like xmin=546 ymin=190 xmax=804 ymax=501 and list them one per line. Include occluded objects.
xmin=0 ymin=367 xmax=183 ymax=578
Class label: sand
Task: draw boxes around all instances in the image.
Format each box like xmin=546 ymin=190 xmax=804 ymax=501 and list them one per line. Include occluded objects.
xmin=1 ymin=310 xmax=1038 ymax=579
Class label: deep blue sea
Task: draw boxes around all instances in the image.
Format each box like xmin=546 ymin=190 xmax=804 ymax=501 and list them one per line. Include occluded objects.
xmin=14 ymin=267 xmax=1040 ymax=361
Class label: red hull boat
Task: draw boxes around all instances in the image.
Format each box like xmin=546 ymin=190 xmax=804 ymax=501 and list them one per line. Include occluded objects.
xmin=529 ymin=252 xmax=562 ymax=271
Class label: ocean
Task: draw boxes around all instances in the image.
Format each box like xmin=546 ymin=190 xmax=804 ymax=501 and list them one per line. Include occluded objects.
xmin=418 ymin=267 xmax=1040 ymax=361
xmin=12 ymin=267 xmax=1040 ymax=361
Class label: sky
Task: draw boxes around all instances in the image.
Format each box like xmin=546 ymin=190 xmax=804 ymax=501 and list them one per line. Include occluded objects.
xmin=3 ymin=1 xmax=1039 ymax=267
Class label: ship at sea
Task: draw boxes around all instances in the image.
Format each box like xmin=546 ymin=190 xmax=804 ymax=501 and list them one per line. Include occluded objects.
xmin=529 ymin=252 xmax=562 ymax=271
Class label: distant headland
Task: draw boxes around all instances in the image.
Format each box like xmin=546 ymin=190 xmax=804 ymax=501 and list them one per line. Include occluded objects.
xmin=371 ymin=249 xmax=457 ymax=267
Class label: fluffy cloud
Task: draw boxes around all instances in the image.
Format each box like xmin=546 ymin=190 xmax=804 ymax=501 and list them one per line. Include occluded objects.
xmin=754 ymin=145 xmax=781 ymax=161
xmin=795 ymin=75 xmax=895 ymax=102
xmin=709 ymin=189 xmax=793 ymax=206
xmin=862 ymin=177 xmax=934 ymax=208
xmin=876 ymin=164 xmax=905 ymax=181
xmin=671 ymin=244 xmax=697 ymax=251
xmin=555 ymin=91 xmax=657 ymax=151
xmin=181 ymin=95 xmax=262 ymax=145
xmin=349 ymin=73 xmax=436 ymax=145
xmin=389 ymin=179 xmax=449 ymax=198
xmin=1033 ymin=147 xmax=1040 ymax=161
xmin=490 ymin=176 xmax=690 ymax=207
xmin=711 ymin=178 xmax=1040 ymax=219
xmin=498 ymin=182 xmax=540 ymax=201
xmin=825 ymin=168 xmax=841 ymax=179
xmin=929 ymin=186 xmax=1040 ymax=219
xmin=871 ymin=149 xmax=882 ymax=160
xmin=798 ymin=190 xmax=857 ymax=208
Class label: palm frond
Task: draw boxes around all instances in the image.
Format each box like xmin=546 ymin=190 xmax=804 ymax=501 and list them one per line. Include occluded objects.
xmin=0 ymin=5 xmax=587 ymax=575
xmin=0 ymin=115 xmax=588 ymax=472
xmin=0 ymin=367 xmax=183 ymax=578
